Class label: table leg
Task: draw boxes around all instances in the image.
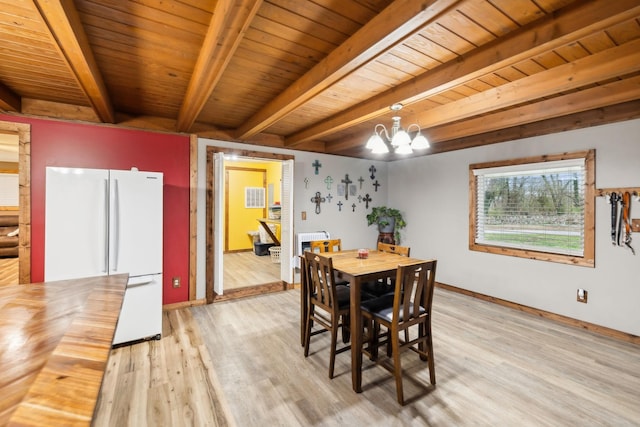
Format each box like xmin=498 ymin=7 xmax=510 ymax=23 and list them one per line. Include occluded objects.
xmin=350 ymin=276 xmax=363 ymax=392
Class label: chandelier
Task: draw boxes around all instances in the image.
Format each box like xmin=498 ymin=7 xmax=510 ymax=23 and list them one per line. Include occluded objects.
xmin=365 ymin=103 xmax=430 ymax=154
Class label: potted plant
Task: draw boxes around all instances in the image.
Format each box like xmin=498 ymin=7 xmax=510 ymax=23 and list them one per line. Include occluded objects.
xmin=366 ymin=206 xmax=407 ymax=244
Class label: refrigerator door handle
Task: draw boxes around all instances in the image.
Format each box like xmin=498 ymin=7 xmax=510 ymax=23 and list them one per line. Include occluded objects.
xmin=103 ymin=178 xmax=109 ymax=273
xmin=127 ymin=274 xmax=156 ymax=287
xmin=112 ymin=178 xmax=120 ymax=271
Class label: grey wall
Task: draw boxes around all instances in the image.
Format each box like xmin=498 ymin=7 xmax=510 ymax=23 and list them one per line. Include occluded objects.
xmin=388 ymin=119 xmax=640 ymax=336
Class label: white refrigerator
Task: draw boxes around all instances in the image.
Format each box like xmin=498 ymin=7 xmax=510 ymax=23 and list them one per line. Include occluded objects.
xmin=45 ymin=167 xmax=163 ymax=345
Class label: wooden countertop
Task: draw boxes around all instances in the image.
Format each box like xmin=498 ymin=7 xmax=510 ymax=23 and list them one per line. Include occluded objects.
xmin=0 ymin=274 xmax=128 ymax=426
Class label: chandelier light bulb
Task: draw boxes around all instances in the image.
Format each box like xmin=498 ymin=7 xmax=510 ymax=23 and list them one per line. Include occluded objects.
xmin=391 ymin=129 xmax=411 ymax=146
xmin=371 ymin=138 xmax=390 ymax=153
xmin=395 ymin=143 xmax=413 ymax=154
xmin=366 ymin=133 xmax=380 ymax=149
xmin=410 ymin=133 xmax=430 ymax=149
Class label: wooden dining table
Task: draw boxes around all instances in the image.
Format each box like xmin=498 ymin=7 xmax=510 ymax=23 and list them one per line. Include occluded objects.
xmin=319 ymin=249 xmax=428 ymax=393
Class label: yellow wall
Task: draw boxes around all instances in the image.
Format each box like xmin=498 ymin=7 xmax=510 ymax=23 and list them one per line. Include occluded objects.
xmin=225 ymin=160 xmax=282 ymax=251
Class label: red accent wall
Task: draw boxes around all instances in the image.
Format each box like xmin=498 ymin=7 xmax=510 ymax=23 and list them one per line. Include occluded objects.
xmin=1 ymin=115 xmax=190 ymax=305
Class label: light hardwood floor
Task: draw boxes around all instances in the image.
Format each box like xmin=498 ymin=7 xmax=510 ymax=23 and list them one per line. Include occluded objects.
xmin=94 ymin=309 xmax=234 ymax=427
xmin=0 ymin=257 xmax=18 ymax=285
xmin=223 ymin=251 xmax=280 ymax=290
xmin=96 ymin=288 xmax=640 ymax=426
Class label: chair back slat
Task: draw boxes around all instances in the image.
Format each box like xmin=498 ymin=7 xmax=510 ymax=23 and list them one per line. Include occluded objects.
xmin=394 ymin=261 xmax=437 ymax=323
xmin=304 ymin=251 xmax=339 ymax=311
xmin=377 ymin=242 xmax=410 ymax=257
xmin=310 ymin=239 xmax=342 ymax=253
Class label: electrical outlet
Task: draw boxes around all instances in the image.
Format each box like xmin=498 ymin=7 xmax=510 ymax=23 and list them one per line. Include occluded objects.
xmin=576 ymin=288 xmax=588 ymax=303
xmin=172 ymin=277 xmax=181 ymax=288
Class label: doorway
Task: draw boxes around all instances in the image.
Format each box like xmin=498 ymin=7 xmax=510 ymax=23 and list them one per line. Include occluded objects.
xmin=224 ymin=162 xmax=278 ymax=291
xmin=205 ymin=147 xmax=294 ymax=302
xmin=0 ymin=121 xmax=31 ymax=285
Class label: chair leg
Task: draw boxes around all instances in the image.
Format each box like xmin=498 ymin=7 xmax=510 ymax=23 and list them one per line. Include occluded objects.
xmin=372 ymin=321 xmax=381 ymax=360
xmin=303 ymin=307 xmax=314 ymax=357
xmin=418 ymin=323 xmax=428 ymax=361
xmin=341 ymin=314 xmax=350 ymax=343
xmin=427 ymin=332 xmax=436 ymax=385
xmin=391 ymin=329 xmax=404 ymax=405
xmin=329 ymin=324 xmax=338 ymax=379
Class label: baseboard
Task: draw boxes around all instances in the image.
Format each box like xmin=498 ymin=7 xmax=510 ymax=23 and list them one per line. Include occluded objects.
xmin=436 ymin=282 xmax=640 ymax=345
xmin=163 ymin=298 xmax=207 ymax=311
xmin=212 ymin=281 xmax=292 ymax=302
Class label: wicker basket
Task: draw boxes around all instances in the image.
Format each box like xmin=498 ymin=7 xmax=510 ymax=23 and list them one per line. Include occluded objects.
xmin=268 ymin=246 xmax=281 ymax=263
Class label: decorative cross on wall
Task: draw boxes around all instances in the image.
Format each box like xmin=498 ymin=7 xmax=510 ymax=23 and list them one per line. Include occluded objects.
xmin=373 ymin=180 xmax=380 ymax=192
xmin=358 ymin=195 xmax=363 ymax=203
xmin=358 ymin=176 xmax=364 ymax=189
xmin=324 ymin=175 xmax=333 ymax=190
xmin=310 ymin=191 xmax=325 ymax=214
xmin=304 ymin=177 xmax=309 ymax=189
xmin=312 ymin=159 xmax=322 ymax=175
xmin=352 ymin=203 xmax=356 ymax=212
xmin=341 ymin=174 xmax=353 ymax=200
xmin=369 ymin=165 xmax=377 ymax=180
xmin=337 ymin=201 xmax=343 ymax=211
xmin=363 ymin=193 xmax=372 ymax=209
xmin=326 ymin=193 xmax=333 ymax=203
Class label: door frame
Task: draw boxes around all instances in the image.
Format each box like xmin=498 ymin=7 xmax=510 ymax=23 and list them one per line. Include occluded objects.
xmin=0 ymin=120 xmax=31 ymax=284
xmin=205 ymin=146 xmax=294 ymax=303
xmin=224 ymin=166 xmax=267 ymax=252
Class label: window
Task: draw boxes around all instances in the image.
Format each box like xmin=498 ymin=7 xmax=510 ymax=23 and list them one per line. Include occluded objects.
xmin=469 ymin=150 xmax=594 ymax=267
xmin=245 ymin=187 xmax=265 ymax=208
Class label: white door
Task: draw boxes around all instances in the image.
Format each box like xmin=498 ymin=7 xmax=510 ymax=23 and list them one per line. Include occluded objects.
xmin=45 ymin=167 xmax=109 ymax=281
xmin=213 ymin=153 xmax=224 ymax=295
xmin=213 ymin=155 xmax=294 ymax=294
xmin=280 ymin=160 xmax=294 ymax=283
xmin=109 ymin=169 xmax=163 ymax=277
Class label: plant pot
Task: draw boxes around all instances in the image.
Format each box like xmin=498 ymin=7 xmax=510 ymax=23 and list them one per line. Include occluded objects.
xmin=377 ymin=216 xmax=396 ymax=233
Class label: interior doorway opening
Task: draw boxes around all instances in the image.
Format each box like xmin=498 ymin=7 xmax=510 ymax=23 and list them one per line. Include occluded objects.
xmin=205 ymin=147 xmax=294 ymax=302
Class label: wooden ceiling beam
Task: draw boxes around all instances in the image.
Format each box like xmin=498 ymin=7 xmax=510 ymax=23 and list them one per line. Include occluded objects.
xmin=407 ymin=38 xmax=640 ymax=128
xmin=233 ymin=0 xmax=461 ymax=140
xmin=176 ymin=0 xmax=262 ymax=132
xmin=427 ymin=76 xmax=640 ymax=144
xmin=325 ymin=75 xmax=640 ymax=154
xmin=34 ymin=0 xmax=114 ymax=123
xmin=286 ymin=0 xmax=640 ymax=146
xmin=334 ymin=100 xmax=640 ymax=159
xmin=0 ymin=81 xmax=21 ymax=112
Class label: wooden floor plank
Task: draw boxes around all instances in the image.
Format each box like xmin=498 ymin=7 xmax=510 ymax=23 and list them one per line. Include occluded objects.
xmin=0 ymin=257 xmax=18 ymax=285
xmin=94 ymin=309 xmax=233 ymax=427
xmin=95 ymin=288 xmax=640 ymax=426
xmin=223 ymin=250 xmax=280 ymax=290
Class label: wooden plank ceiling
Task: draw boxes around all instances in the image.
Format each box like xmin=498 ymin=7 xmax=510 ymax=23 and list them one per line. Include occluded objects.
xmin=0 ymin=0 xmax=639 ymax=160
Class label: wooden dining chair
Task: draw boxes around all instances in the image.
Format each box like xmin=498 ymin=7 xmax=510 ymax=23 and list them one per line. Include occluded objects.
xmin=303 ymin=251 xmax=351 ymax=379
xmin=377 ymin=242 xmax=410 ymax=256
xmin=308 ymin=239 xmax=348 ymax=286
xmin=360 ymin=260 xmax=437 ymax=405
xmin=309 ymin=239 xmax=342 ymax=253
xmin=362 ymin=243 xmax=411 ymax=297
